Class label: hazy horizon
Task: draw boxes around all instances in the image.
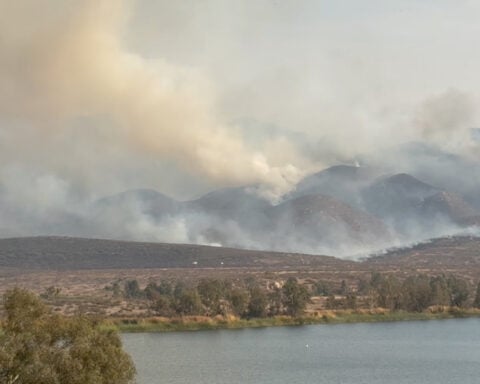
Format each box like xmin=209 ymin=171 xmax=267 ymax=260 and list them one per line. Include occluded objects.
xmin=1 ymin=1 xmax=480 ymax=255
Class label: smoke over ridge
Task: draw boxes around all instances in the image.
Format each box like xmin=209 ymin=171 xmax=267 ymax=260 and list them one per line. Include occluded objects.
xmin=0 ymin=0 xmax=306 ymax=200
xmin=1 ymin=1 xmax=480 ymax=257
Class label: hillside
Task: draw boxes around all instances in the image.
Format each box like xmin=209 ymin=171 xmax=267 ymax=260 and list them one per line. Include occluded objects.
xmin=2 ymin=235 xmax=480 ymax=312
xmin=421 ymin=191 xmax=477 ymax=222
xmin=267 ymin=194 xmax=390 ymax=252
xmin=289 ymin=165 xmax=381 ymax=207
xmin=361 ymin=173 xmax=438 ymax=218
xmin=366 ymin=236 xmax=480 ymax=271
xmin=1 ymin=235 xmax=480 ymax=274
xmin=0 ymin=236 xmax=349 ymax=271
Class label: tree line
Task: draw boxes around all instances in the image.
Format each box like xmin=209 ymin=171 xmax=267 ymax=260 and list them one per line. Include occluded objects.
xmin=325 ymin=273 xmax=480 ymax=312
xmin=116 ymin=272 xmax=480 ymax=316
xmin=120 ymin=277 xmax=311 ymax=318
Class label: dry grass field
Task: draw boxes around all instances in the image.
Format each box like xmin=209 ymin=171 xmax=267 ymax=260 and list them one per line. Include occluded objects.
xmin=1 ymin=235 xmax=480 ymax=317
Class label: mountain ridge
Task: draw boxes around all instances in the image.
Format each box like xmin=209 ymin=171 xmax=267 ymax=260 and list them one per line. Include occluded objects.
xmin=1 ymin=235 xmax=480 ymax=272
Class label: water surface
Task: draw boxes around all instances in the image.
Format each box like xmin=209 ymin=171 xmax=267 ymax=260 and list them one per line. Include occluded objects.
xmin=123 ymin=318 xmax=480 ymax=384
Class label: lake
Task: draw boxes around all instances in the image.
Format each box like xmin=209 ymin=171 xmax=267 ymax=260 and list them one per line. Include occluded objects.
xmin=122 ymin=318 xmax=480 ymax=384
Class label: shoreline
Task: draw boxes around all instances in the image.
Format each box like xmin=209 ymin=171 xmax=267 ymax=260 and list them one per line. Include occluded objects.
xmin=105 ymin=308 xmax=480 ymax=333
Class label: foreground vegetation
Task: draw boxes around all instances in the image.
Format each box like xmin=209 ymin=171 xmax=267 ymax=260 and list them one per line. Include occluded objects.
xmin=0 ymin=289 xmax=135 ymax=384
xmin=100 ymin=272 xmax=480 ymax=332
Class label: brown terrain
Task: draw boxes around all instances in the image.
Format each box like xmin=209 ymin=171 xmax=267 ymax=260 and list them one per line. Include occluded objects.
xmin=1 ymin=235 xmax=480 ymax=317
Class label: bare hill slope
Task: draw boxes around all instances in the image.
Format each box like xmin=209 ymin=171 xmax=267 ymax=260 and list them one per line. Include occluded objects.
xmin=366 ymin=236 xmax=480 ymax=270
xmin=0 ymin=236 xmax=348 ymax=271
xmin=2 ymin=235 xmax=480 ymax=274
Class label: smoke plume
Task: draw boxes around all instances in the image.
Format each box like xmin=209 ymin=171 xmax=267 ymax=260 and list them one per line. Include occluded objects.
xmin=0 ymin=0 xmax=305 ymax=200
xmin=1 ymin=1 xmax=480 ymax=257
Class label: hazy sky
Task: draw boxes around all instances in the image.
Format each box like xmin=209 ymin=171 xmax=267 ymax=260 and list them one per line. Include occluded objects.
xmin=1 ymin=0 xmax=479 ymax=201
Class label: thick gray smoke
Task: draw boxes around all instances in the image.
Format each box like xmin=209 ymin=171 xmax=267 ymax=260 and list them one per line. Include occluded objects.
xmin=0 ymin=1 xmax=306 ymax=200
xmin=1 ymin=1 xmax=480 ymax=257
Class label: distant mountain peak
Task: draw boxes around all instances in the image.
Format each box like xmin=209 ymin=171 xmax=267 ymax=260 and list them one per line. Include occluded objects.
xmin=381 ymin=173 xmax=436 ymax=190
xmin=314 ymin=164 xmax=378 ymax=180
xmin=269 ymin=193 xmax=390 ymax=246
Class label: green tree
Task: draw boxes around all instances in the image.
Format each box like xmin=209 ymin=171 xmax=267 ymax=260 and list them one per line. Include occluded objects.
xmin=228 ymin=288 xmax=248 ymax=317
xmin=447 ymin=276 xmax=469 ymax=307
xmin=173 ymin=289 xmax=203 ymax=316
xmin=124 ymin=279 xmax=142 ymax=299
xmin=197 ymin=279 xmax=228 ymax=316
xmin=173 ymin=281 xmax=187 ymax=298
xmin=157 ymin=280 xmax=173 ymax=296
xmin=356 ymin=278 xmax=370 ymax=295
xmin=282 ymin=278 xmax=310 ymax=316
xmin=370 ymin=272 xmax=383 ymax=289
xmin=0 ymin=288 xmax=135 ymax=384
xmin=429 ymin=275 xmax=450 ymax=306
xmin=339 ymin=280 xmax=348 ymax=295
xmin=144 ymin=282 xmax=161 ymax=301
xmin=376 ymin=275 xmax=401 ymax=310
xmin=152 ymin=295 xmax=174 ymax=317
xmin=401 ymin=275 xmax=432 ymax=312
xmin=473 ymin=281 xmax=480 ymax=308
xmin=247 ymin=286 xmax=268 ymax=318
xmin=314 ymin=280 xmax=332 ymax=296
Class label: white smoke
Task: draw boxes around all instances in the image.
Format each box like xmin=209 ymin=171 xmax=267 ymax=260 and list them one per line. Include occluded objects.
xmin=0 ymin=0 xmax=307 ymax=200
xmin=1 ymin=1 xmax=480 ymax=257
